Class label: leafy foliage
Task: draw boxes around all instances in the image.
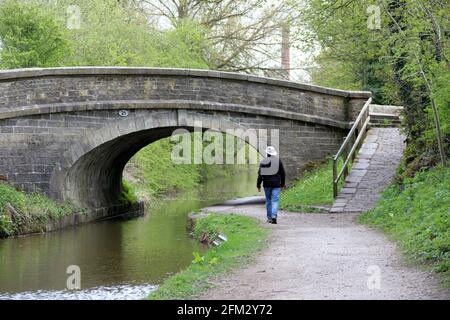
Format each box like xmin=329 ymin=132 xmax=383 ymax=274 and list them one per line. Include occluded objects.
xmin=138 ymin=0 xmax=300 ymax=73
xmin=192 ymin=251 xmax=205 ymax=265
xmin=0 ymin=0 xmax=70 ymax=68
xmin=0 ymin=0 xmax=211 ymax=69
xmin=118 ymin=180 xmax=138 ymax=204
xmin=302 ymin=0 xmax=450 ymax=174
xmin=302 ymin=0 xmax=392 ymax=103
xmin=56 ymin=1 xmax=209 ymax=68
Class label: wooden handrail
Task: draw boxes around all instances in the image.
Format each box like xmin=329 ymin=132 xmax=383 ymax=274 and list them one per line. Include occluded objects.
xmin=332 ymin=97 xmax=372 ymax=198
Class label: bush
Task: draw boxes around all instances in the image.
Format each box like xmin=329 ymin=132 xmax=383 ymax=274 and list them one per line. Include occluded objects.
xmin=0 ymin=0 xmax=69 ymax=68
xmin=118 ymin=180 xmax=138 ymax=204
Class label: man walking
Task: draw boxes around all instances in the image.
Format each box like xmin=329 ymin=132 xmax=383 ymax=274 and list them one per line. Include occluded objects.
xmin=257 ymin=146 xmax=286 ymax=224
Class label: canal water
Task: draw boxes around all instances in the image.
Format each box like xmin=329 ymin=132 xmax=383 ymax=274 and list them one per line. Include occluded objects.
xmin=0 ymin=170 xmax=258 ymax=300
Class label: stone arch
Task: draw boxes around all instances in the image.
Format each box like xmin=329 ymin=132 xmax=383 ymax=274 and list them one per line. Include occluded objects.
xmin=50 ymin=110 xmax=264 ymax=210
xmin=0 ymin=67 xmax=372 ymax=213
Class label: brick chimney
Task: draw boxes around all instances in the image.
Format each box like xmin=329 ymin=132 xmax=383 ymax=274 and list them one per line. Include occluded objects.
xmin=281 ymin=23 xmax=290 ymax=80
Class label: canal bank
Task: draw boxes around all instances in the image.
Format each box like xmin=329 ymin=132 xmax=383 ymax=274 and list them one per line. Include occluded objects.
xmin=0 ymin=180 xmax=146 ymax=239
xmin=149 ymin=212 xmax=268 ymax=300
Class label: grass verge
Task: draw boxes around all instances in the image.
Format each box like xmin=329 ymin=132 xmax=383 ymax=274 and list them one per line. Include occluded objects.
xmin=123 ymin=138 xmax=201 ymax=201
xmin=358 ymin=166 xmax=449 ymax=287
xmin=280 ymin=159 xmax=343 ymax=211
xmin=123 ymin=135 xmax=257 ymax=203
xmin=0 ymin=182 xmax=83 ymax=237
xmin=148 ymin=213 xmax=269 ymax=299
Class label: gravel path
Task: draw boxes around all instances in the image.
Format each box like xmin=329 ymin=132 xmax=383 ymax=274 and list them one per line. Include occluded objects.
xmin=197 ymin=204 xmax=448 ymax=300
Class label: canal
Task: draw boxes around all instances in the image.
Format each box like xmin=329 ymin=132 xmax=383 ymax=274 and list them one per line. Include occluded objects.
xmin=0 ymin=170 xmax=258 ymax=299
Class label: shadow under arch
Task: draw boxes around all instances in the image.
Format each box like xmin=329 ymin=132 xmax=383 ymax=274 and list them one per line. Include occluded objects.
xmin=50 ymin=110 xmax=265 ymax=210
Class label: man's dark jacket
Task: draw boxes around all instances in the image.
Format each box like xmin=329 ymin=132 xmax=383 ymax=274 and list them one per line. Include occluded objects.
xmin=257 ymin=155 xmax=286 ymax=189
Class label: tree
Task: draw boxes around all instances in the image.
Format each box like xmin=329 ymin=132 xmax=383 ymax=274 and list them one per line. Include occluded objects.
xmin=300 ymin=0 xmax=393 ymax=103
xmin=139 ymin=0 xmax=301 ymax=73
xmin=299 ymin=0 xmax=449 ymax=173
xmin=382 ymin=0 xmax=448 ymax=166
xmin=30 ymin=0 xmax=210 ymax=68
xmin=0 ymin=0 xmax=70 ymax=68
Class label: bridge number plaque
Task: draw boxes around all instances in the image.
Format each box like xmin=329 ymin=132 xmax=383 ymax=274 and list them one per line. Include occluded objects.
xmin=118 ymin=110 xmax=129 ymax=117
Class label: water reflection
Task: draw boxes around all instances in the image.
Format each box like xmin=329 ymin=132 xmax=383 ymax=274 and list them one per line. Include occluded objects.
xmin=0 ymin=169 xmax=258 ymax=299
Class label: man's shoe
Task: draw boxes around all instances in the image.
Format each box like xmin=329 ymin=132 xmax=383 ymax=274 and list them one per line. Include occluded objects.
xmin=267 ymin=219 xmax=272 ymax=223
xmin=271 ymin=217 xmax=277 ymax=224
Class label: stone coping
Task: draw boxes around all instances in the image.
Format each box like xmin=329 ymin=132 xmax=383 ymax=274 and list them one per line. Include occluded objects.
xmin=369 ymin=104 xmax=403 ymax=115
xmin=0 ymin=67 xmax=372 ymax=99
xmin=0 ymin=99 xmax=352 ymax=129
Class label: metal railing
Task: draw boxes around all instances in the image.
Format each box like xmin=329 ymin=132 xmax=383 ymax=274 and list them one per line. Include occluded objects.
xmin=332 ymin=97 xmax=372 ymax=198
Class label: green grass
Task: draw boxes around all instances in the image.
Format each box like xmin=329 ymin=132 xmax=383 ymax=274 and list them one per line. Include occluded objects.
xmin=280 ymin=159 xmax=343 ymax=211
xmin=125 ymin=138 xmax=201 ymax=200
xmin=359 ymin=166 xmax=450 ymax=286
xmin=0 ymin=183 xmax=82 ymax=237
xmin=118 ymin=180 xmax=139 ymax=204
xmin=124 ymin=135 xmax=257 ymax=202
xmin=148 ymin=213 xmax=269 ymax=300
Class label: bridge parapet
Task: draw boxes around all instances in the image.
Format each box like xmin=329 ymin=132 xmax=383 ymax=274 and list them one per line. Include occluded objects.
xmin=0 ymin=67 xmax=370 ymax=128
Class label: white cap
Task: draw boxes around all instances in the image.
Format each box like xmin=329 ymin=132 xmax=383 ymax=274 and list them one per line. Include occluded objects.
xmin=265 ymin=146 xmax=278 ymax=156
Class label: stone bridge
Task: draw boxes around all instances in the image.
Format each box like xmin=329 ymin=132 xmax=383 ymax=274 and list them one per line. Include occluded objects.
xmin=0 ymin=67 xmax=371 ymax=215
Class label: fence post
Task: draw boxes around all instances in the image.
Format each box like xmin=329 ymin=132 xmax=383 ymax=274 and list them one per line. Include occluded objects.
xmin=332 ymin=158 xmax=337 ymax=198
xmin=351 ymin=130 xmax=357 ymax=162
xmin=343 ymin=144 xmax=349 ymax=178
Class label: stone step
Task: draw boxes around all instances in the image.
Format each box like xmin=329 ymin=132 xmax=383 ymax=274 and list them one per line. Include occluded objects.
xmin=370 ymin=118 xmax=401 ymax=123
xmin=330 ymin=127 xmax=406 ymax=213
xmin=370 ymin=122 xmax=401 ymax=128
xmin=370 ymin=122 xmax=402 ymax=128
xmin=370 ymin=112 xmax=400 ymax=119
xmin=369 ymin=112 xmax=402 ymax=127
